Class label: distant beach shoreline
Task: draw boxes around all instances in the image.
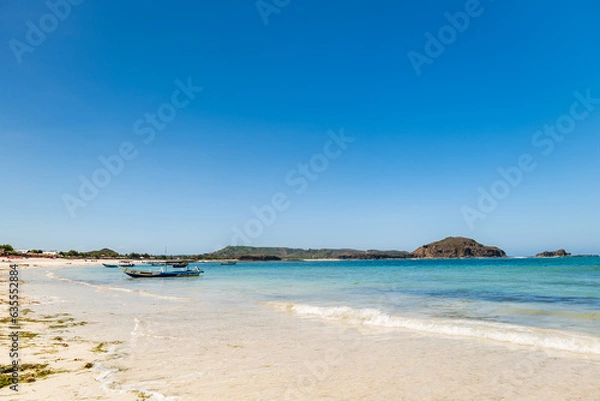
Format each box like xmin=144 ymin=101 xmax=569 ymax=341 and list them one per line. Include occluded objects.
xmin=3 ymin=254 xmax=598 ymax=271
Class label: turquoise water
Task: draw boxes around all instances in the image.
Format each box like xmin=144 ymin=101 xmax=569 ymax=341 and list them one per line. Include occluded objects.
xmin=55 ymin=257 xmax=600 ymax=350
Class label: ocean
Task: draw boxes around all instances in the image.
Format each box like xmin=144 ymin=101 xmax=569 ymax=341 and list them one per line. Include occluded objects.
xmin=55 ymin=257 xmax=600 ymax=350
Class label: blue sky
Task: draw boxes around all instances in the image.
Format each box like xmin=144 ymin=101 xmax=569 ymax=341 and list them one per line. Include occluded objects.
xmin=1 ymin=0 xmax=599 ymax=255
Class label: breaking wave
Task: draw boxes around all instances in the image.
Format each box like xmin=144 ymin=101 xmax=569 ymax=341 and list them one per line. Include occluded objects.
xmin=268 ymin=302 xmax=600 ymax=355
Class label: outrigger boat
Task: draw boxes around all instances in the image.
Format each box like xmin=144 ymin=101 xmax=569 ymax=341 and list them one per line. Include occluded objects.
xmin=103 ymin=263 xmax=119 ymax=268
xmin=119 ymin=261 xmax=135 ymax=267
xmin=119 ymin=265 xmax=203 ymax=278
xmin=170 ymin=262 xmax=188 ymax=268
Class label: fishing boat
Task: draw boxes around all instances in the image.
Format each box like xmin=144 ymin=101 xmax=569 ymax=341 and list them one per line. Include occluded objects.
xmin=220 ymin=261 xmax=237 ymax=266
xmin=119 ymin=261 xmax=135 ymax=267
xmin=170 ymin=262 xmax=188 ymax=268
xmin=120 ymin=265 xmax=203 ymax=278
xmin=103 ymin=263 xmax=119 ymax=268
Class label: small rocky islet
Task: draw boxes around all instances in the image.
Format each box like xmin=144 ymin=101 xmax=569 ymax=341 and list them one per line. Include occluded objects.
xmin=409 ymin=237 xmax=506 ymax=259
xmin=535 ymin=249 xmax=572 ymax=258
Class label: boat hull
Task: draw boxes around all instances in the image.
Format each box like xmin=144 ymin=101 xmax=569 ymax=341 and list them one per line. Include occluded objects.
xmin=119 ymin=266 xmax=203 ymax=278
xmin=170 ymin=262 xmax=188 ymax=268
xmin=103 ymin=263 xmax=119 ymax=268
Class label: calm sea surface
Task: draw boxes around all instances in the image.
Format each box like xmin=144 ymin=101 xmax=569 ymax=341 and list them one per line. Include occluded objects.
xmin=55 ymin=257 xmax=600 ymax=344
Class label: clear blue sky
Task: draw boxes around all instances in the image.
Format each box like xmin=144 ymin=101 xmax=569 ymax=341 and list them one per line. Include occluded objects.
xmin=1 ymin=0 xmax=599 ymax=255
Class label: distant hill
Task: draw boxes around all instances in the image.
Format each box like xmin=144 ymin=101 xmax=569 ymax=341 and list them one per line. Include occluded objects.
xmin=207 ymin=239 xmax=507 ymax=261
xmin=536 ymin=249 xmax=571 ymax=257
xmin=206 ymin=246 xmax=410 ymax=260
xmin=86 ymin=248 xmax=120 ymax=258
xmin=410 ymin=237 xmax=506 ymax=258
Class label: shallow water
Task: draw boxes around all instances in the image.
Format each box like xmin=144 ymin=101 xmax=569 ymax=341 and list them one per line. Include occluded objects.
xmin=58 ymin=257 xmax=600 ymax=339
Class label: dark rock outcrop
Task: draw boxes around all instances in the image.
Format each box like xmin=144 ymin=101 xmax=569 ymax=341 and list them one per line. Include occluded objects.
xmin=535 ymin=249 xmax=571 ymax=258
xmin=410 ymin=237 xmax=506 ymax=259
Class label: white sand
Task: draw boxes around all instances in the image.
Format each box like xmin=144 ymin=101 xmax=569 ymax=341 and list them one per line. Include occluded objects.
xmin=0 ymin=257 xmax=132 ymax=269
xmin=0 ymin=260 xmax=139 ymax=400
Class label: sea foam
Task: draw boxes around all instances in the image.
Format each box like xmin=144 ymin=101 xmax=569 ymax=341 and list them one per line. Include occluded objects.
xmin=268 ymin=302 xmax=600 ymax=355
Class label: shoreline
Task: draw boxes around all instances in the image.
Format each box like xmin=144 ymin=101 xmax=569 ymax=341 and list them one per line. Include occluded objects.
xmin=4 ymin=255 xmax=600 ymax=272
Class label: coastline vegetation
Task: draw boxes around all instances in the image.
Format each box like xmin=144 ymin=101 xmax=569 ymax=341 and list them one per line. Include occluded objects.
xmin=2 ymin=238 xmax=597 ymax=261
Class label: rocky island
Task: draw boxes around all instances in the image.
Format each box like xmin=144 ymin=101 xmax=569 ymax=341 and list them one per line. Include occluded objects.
xmin=409 ymin=237 xmax=506 ymax=259
xmin=204 ymin=238 xmax=506 ymax=261
xmin=535 ymin=249 xmax=571 ymax=257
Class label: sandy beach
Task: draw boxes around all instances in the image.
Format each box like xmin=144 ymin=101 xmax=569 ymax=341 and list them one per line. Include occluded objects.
xmin=0 ymin=259 xmax=140 ymax=400
xmin=2 ymin=259 xmax=600 ymax=400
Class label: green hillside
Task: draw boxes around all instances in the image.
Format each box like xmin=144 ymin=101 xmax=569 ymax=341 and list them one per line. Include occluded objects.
xmin=206 ymin=246 xmax=409 ymax=260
